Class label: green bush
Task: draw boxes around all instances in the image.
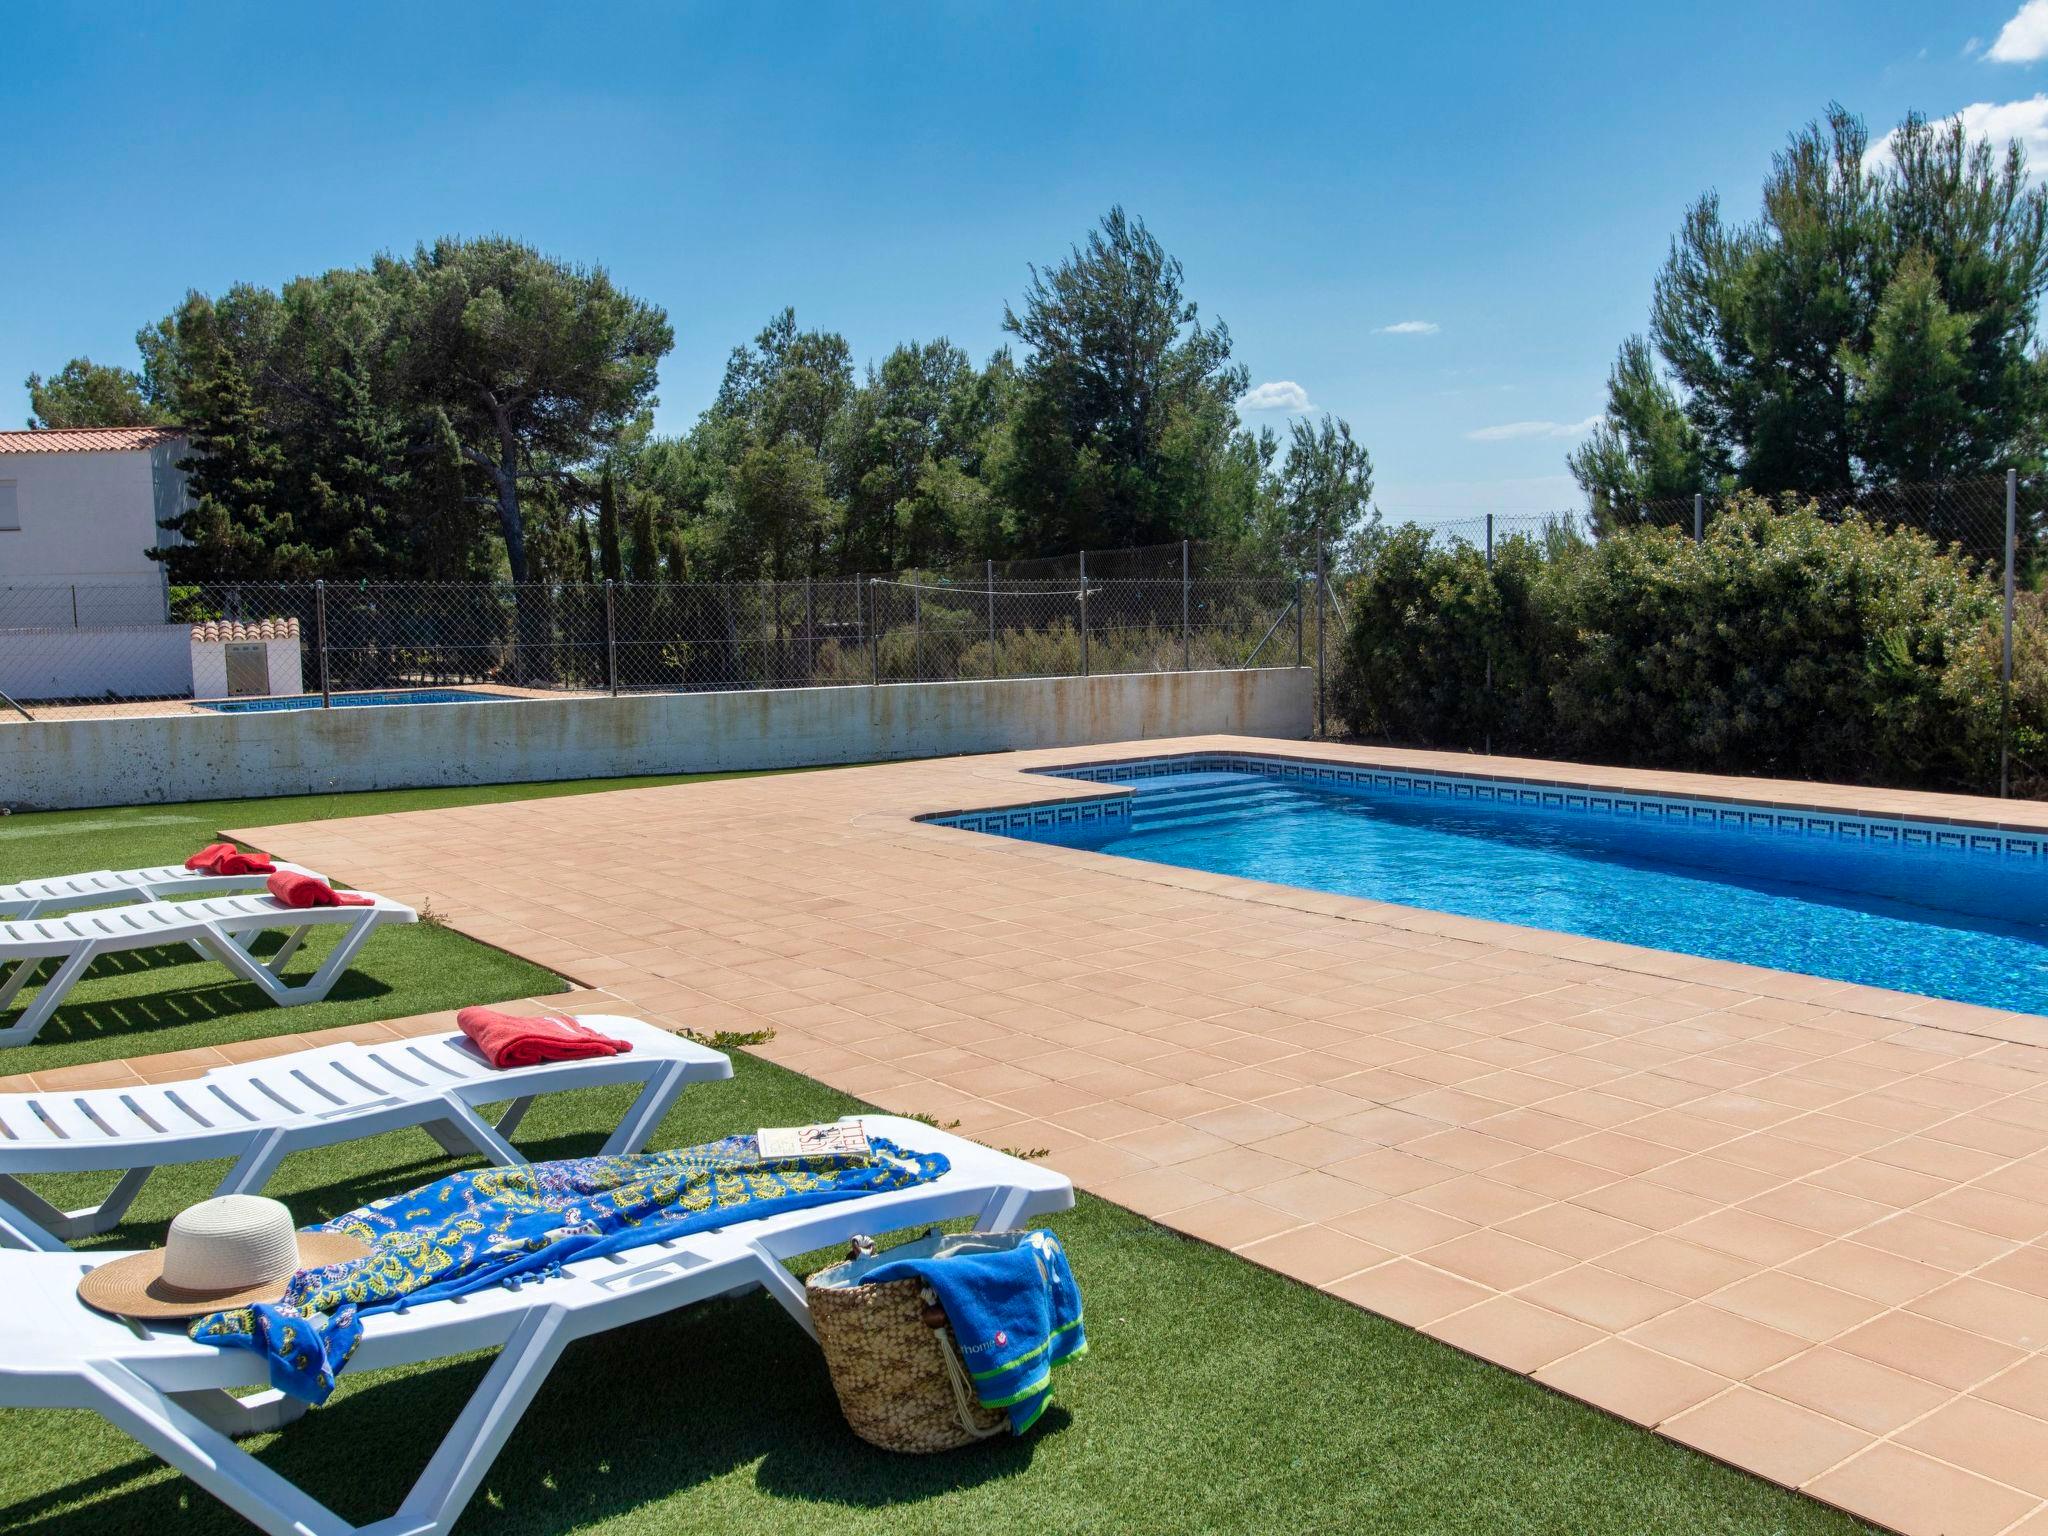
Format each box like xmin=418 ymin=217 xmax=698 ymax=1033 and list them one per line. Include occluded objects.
xmin=1332 ymin=495 xmax=2040 ymax=794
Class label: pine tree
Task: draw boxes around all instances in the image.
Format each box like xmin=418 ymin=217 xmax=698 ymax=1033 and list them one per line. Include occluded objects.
xmin=597 ymin=462 xmax=625 ymax=582
xmin=626 ymin=488 xmax=661 ymax=583
xmin=304 ymin=344 xmax=408 ymax=575
xmin=153 ymin=339 xmax=311 ymax=580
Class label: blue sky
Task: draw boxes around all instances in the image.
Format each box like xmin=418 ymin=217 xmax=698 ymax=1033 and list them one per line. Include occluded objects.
xmin=4 ymin=1 xmax=2045 ymax=520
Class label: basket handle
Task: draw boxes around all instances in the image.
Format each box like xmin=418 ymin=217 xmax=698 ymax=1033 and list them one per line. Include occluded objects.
xmin=929 ymin=1310 xmax=1006 ymax=1441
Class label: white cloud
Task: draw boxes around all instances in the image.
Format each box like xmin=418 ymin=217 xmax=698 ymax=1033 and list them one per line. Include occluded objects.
xmin=1990 ymin=1 xmax=2048 ymax=62
xmin=1862 ymin=95 xmax=2048 ymax=178
xmin=1374 ymin=320 xmax=1440 ymax=335
xmin=1463 ymin=415 xmax=1603 ymax=442
xmin=1237 ymin=380 xmax=1312 ymax=412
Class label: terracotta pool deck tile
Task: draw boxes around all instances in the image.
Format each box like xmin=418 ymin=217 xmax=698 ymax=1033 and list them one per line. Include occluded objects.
xmin=1235 ymin=1225 xmax=1395 ymax=1286
xmin=1595 ymin=1236 xmax=1756 ymax=1299
xmin=1418 ymin=1230 xmax=1575 ymax=1290
xmin=226 ymin=735 xmax=2048 ymax=1536
xmin=1329 ymin=1259 xmax=1494 ymax=1327
xmin=1662 ymin=1386 xmax=1873 ymax=1490
xmin=1895 ymin=1395 xmax=2048 ymax=1499
xmin=1624 ymin=1303 xmax=1809 ymax=1379
xmin=1806 ymin=1442 xmax=2038 ymax=1536
xmin=1755 ymin=1345 xmax=1954 ymax=1437
xmin=1157 ymin=1195 xmax=1304 ymax=1250
xmin=1404 ymin=1173 xmax=1551 ymax=1227
xmin=1779 ymin=1240 xmax=1952 ymax=1309
xmin=1520 ymin=1264 xmax=1689 ymax=1332
xmin=1248 ymin=1170 xmax=1384 ymax=1223
xmin=1835 ymin=1310 xmax=2025 ymax=1392
xmin=1906 ymin=1277 xmax=2048 ymax=1351
xmin=1423 ymin=1295 xmax=1605 ymax=1373
xmin=1712 ymin=1271 xmax=1886 ymax=1343
xmin=1534 ymin=1337 xmax=1730 ymax=1428
xmin=1327 ymin=1200 xmax=1476 ymax=1254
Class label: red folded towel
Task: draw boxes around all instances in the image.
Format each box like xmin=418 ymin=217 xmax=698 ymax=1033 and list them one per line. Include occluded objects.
xmin=265 ymin=870 xmax=374 ymax=908
xmin=457 ymin=1007 xmax=634 ymax=1069
xmin=185 ymin=843 xmax=276 ymax=876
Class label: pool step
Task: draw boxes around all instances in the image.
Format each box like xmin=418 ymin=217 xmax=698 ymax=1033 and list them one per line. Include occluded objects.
xmin=1125 ymin=777 xmax=1315 ymax=834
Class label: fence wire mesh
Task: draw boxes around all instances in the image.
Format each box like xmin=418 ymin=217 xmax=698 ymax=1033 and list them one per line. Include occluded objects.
xmin=0 ymin=560 xmax=1311 ymax=707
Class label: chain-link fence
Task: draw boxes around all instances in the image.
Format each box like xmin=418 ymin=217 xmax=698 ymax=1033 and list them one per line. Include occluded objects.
xmin=0 ymin=542 xmax=1315 ymax=713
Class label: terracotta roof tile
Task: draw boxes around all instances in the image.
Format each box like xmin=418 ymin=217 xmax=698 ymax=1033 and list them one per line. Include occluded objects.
xmin=0 ymin=426 xmax=186 ymax=454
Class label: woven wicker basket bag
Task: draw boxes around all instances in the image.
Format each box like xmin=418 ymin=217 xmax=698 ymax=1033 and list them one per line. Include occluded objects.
xmin=807 ymin=1230 xmax=1014 ymax=1452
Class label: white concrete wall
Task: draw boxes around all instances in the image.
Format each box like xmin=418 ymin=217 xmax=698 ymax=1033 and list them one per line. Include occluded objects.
xmin=0 ymin=668 xmax=1314 ymax=810
xmin=0 ymin=445 xmax=181 ymax=599
xmin=0 ymin=625 xmax=193 ymax=702
xmin=192 ymin=635 xmax=304 ymax=700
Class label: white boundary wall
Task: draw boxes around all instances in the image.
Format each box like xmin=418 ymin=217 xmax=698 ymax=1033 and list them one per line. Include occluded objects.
xmin=0 ymin=626 xmax=192 ymax=702
xmin=0 ymin=668 xmax=1313 ymax=811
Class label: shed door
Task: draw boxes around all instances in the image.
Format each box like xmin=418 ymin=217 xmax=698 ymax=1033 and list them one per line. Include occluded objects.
xmin=224 ymin=642 xmax=272 ymax=697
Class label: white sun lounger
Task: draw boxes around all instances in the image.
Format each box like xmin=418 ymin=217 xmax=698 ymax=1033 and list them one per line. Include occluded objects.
xmin=0 ymin=890 xmax=417 ymax=1049
xmin=0 ymin=860 xmax=319 ymax=920
xmin=0 ymin=1015 xmax=734 ymax=1250
xmin=0 ymin=1116 xmax=1073 ymax=1536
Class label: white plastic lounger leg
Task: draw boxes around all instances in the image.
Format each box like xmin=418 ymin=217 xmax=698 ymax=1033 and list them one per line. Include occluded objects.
xmin=0 ymin=1165 xmax=154 ymax=1244
xmin=492 ymin=1095 xmax=537 ymax=1140
xmin=597 ymin=1062 xmax=689 ymax=1156
xmin=0 ymin=942 xmax=101 ymax=1047
xmin=422 ymin=1095 xmax=524 ymax=1167
xmin=266 ymin=926 xmax=310 ymax=973
xmin=0 ymin=1185 xmax=69 ymax=1251
xmin=739 ymin=1238 xmax=819 ymax=1340
xmin=976 ymin=1183 xmax=1035 ymax=1233
xmin=85 ymin=1361 xmax=355 ymax=1536
xmin=214 ymin=1129 xmax=292 ymax=1200
xmin=371 ymin=1305 xmax=575 ymax=1536
xmin=169 ymin=1386 xmax=310 ymax=1436
xmin=83 ymin=1310 xmax=576 ymax=1536
xmin=199 ymin=911 xmax=378 ymax=1008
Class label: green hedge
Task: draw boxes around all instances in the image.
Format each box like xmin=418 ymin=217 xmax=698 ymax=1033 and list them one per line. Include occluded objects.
xmin=1332 ymin=497 xmax=2044 ymax=794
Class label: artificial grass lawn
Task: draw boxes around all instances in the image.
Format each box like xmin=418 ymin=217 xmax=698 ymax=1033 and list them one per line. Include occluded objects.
xmin=1 ymin=1051 xmax=1872 ymax=1536
xmin=0 ymin=772 xmax=776 ymax=1071
xmin=0 ymin=775 xmax=1873 ymax=1535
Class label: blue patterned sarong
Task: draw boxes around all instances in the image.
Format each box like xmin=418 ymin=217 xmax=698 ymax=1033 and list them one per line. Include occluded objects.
xmin=189 ymin=1133 xmax=947 ymax=1403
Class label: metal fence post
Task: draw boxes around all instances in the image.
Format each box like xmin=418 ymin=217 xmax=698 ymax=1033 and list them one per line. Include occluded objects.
xmin=868 ymin=579 xmax=881 ymax=686
xmin=1294 ymin=574 xmax=1304 ymax=666
xmin=986 ymin=559 xmax=998 ymax=680
xmin=1693 ymin=492 xmax=1704 ymax=544
xmin=604 ymin=579 xmax=619 ymax=697
xmin=315 ymin=579 xmax=331 ymax=707
xmin=2003 ymin=467 xmax=2017 ymax=798
xmin=1483 ymin=517 xmax=1493 ymax=753
xmin=1314 ymin=544 xmax=1326 ymax=735
xmin=804 ymin=576 xmax=814 ymax=684
xmin=911 ymin=578 xmax=923 ymax=681
xmin=1078 ymin=550 xmax=1090 ymax=677
xmin=1181 ymin=539 xmax=1191 ymax=671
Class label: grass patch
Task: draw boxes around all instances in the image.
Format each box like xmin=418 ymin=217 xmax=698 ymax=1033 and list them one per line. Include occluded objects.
xmin=0 ymin=772 xmax=780 ymax=1071
xmin=1 ymin=1053 xmax=1870 ymax=1536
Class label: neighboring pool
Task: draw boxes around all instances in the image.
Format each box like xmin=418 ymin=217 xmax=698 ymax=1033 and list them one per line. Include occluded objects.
xmin=933 ymin=755 xmax=2048 ymax=1016
xmin=195 ymin=689 xmax=502 ymax=713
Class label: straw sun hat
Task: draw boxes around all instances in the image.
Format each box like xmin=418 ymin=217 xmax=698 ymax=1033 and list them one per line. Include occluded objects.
xmin=76 ymin=1195 xmax=369 ymax=1321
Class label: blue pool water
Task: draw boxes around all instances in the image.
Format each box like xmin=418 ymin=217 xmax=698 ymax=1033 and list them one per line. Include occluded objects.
xmin=195 ymin=689 xmax=500 ymax=713
xmin=971 ymin=766 xmax=2048 ymax=1016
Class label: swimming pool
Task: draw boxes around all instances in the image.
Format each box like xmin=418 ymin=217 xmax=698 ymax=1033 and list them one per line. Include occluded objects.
xmin=933 ymin=755 xmax=2048 ymax=1016
xmin=195 ymin=689 xmax=502 ymax=713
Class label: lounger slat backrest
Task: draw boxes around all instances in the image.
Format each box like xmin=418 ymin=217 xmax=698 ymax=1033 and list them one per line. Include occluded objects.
xmin=15 ymin=1097 xmax=107 ymax=1142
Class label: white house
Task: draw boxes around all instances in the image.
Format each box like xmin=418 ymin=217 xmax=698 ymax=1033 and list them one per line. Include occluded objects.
xmin=0 ymin=426 xmax=190 ymax=626
xmin=0 ymin=427 xmax=197 ymax=701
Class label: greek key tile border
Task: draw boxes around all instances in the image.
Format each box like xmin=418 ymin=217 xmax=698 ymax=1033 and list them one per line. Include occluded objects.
xmin=925 ymin=752 xmax=2048 ymax=859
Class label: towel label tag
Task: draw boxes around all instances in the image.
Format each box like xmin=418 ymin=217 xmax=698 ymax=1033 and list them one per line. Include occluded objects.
xmin=756 ymin=1124 xmax=871 ymax=1160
